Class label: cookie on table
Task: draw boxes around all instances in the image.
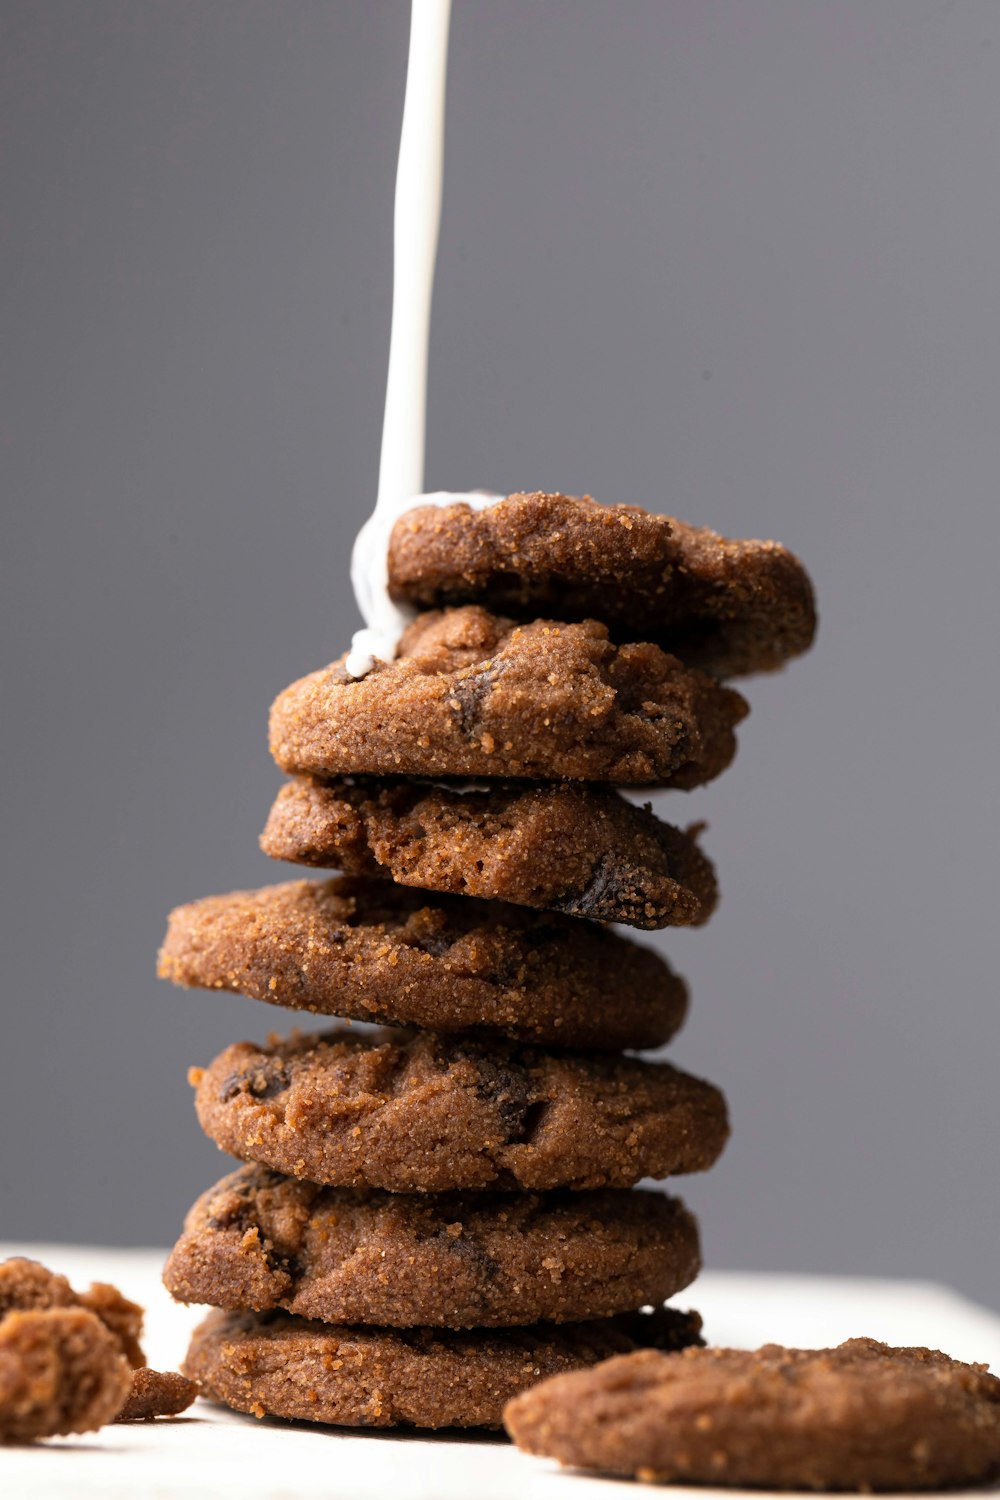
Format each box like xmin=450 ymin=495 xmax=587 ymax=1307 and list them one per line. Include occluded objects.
xmin=0 ymin=1308 xmax=132 ymax=1443
xmin=504 ymin=1339 xmax=1000 ymax=1491
xmin=388 ymin=492 xmax=816 ymax=678
xmin=261 ymin=778 xmax=718 ymax=930
xmin=183 ymin=1304 xmax=704 ymax=1431
xmin=164 ymin=1163 xmax=701 ymax=1329
xmin=191 ymin=1027 xmax=729 ymax=1192
xmin=269 ymin=605 xmax=747 ymax=788
xmin=116 ymin=1368 xmax=197 ymax=1422
xmin=158 ymin=877 xmax=688 ymax=1051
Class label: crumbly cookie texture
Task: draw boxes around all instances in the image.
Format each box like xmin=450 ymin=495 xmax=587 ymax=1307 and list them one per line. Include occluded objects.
xmin=0 ymin=1258 xmax=144 ymax=1367
xmin=504 ymin=1339 xmax=1000 ymax=1491
xmin=164 ymin=1163 xmax=701 ymax=1329
xmin=183 ymin=1305 xmax=704 ymax=1431
xmin=192 ymin=1027 xmax=729 ymax=1193
xmin=0 ymin=1309 xmax=132 ymax=1443
xmin=260 ymin=777 xmax=717 ymax=930
xmin=116 ymin=1367 xmax=197 ymax=1422
xmin=268 ymin=606 xmax=747 ymax=787
xmin=388 ymin=492 xmax=816 ymax=678
xmin=158 ymin=877 xmax=688 ymax=1051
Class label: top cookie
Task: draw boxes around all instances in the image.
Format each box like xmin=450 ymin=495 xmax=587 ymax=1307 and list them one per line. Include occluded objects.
xmin=269 ymin=606 xmax=747 ymax=787
xmin=504 ymin=1338 xmax=1000 ymax=1492
xmin=388 ymin=493 xmax=816 ymax=678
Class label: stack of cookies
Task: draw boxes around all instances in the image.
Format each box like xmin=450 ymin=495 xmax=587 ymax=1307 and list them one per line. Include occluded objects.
xmin=159 ymin=493 xmax=814 ymax=1430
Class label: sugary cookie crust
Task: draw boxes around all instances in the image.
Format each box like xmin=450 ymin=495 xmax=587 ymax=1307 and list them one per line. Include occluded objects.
xmin=261 ymin=776 xmax=717 ymax=929
xmin=192 ymin=1027 xmax=729 ymax=1192
xmin=164 ymin=1163 xmax=701 ymax=1329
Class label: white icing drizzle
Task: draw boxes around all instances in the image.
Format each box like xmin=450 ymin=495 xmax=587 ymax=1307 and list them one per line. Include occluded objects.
xmin=345 ymin=2 xmax=505 ymax=680
xmin=346 ymin=490 xmax=501 ymax=678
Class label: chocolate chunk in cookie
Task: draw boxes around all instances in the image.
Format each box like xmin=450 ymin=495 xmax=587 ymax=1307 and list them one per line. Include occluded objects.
xmin=183 ymin=1304 xmax=704 ymax=1431
xmin=191 ymin=1028 xmax=729 ymax=1192
xmin=158 ymin=877 xmax=688 ymax=1051
xmin=0 ymin=1308 xmax=132 ymax=1443
xmin=269 ymin=606 xmax=747 ymax=788
xmin=261 ymin=778 xmax=717 ymax=930
xmin=164 ymin=1163 xmax=701 ymax=1328
xmin=504 ymin=1339 xmax=1000 ymax=1491
xmin=388 ymin=493 xmax=816 ymax=678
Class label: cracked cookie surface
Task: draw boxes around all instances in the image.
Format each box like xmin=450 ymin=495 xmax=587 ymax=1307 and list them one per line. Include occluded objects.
xmin=261 ymin=778 xmax=717 ymax=929
xmin=269 ymin=606 xmax=747 ymax=787
xmin=183 ymin=1304 xmax=704 ymax=1431
xmin=191 ymin=1028 xmax=729 ymax=1192
xmin=388 ymin=493 xmax=816 ymax=678
xmin=158 ymin=877 xmax=688 ymax=1050
xmin=164 ymin=1163 xmax=701 ymax=1328
xmin=504 ymin=1338 xmax=1000 ymax=1490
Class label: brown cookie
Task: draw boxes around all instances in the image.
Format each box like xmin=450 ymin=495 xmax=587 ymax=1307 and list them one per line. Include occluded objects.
xmin=269 ymin=606 xmax=747 ymax=788
xmin=0 ymin=1308 xmax=132 ymax=1443
xmin=182 ymin=1304 xmax=704 ymax=1431
xmin=191 ymin=1027 xmax=729 ymax=1192
xmin=158 ymin=877 xmax=688 ymax=1051
xmin=504 ymin=1339 xmax=1000 ymax=1491
xmin=164 ymin=1163 xmax=701 ymax=1329
xmin=388 ymin=493 xmax=816 ymax=678
xmin=261 ymin=777 xmax=717 ymax=930
xmin=0 ymin=1258 xmax=144 ymax=1367
xmin=116 ymin=1367 xmax=197 ymax=1421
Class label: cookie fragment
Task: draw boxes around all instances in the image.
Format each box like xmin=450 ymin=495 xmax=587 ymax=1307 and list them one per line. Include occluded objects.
xmin=0 ymin=1308 xmax=132 ymax=1443
xmin=269 ymin=606 xmax=747 ymax=787
xmin=388 ymin=493 xmax=816 ymax=678
xmin=0 ymin=1258 xmax=144 ymax=1367
xmin=503 ymin=1339 xmax=1000 ymax=1491
xmin=116 ymin=1367 xmax=197 ymax=1421
xmin=192 ymin=1027 xmax=729 ymax=1192
xmin=164 ymin=1163 xmax=701 ymax=1328
xmin=183 ymin=1304 xmax=704 ymax=1431
xmin=158 ymin=877 xmax=688 ymax=1051
xmin=261 ymin=777 xmax=717 ymax=930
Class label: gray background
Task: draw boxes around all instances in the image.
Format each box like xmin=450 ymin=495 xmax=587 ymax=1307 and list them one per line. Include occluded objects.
xmin=2 ymin=1 xmax=998 ymax=1309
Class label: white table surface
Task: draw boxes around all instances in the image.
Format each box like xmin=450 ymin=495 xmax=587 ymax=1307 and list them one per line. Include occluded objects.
xmin=2 ymin=1243 xmax=999 ymax=1499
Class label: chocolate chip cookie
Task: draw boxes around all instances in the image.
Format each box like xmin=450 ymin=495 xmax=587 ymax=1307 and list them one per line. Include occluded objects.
xmin=158 ymin=877 xmax=688 ymax=1050
xmin=164 ymin=1163 xmax=701 ymax=1328
xmin=269 ymin=606 xmax=747 ymax=787
xmin=192 ymin=1027 xmax=729 ymax=1192
xmin=504 ymin=1339 xmax=1000 ymax=1490
xmin=260 ymin=777 xmax=717 ymax=929
xmin=388 ymin=493 xmax=816 ymax=678
xmin=183 ymin=1304 xmax=704 ymax=1431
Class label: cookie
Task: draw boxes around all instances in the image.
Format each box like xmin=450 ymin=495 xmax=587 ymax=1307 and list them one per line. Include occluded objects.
xmin=183 ymin=1304 xmax=704 ymax=1431
xmin=260 ymin=778 xmax=717 ymax=930
xmin=0 ymin=1308 xmax=132 ymax=1443
xmin=269 ymin=606 xmax=747 ymax=787
xmin=158 ymin=877 xmax=688 ymax=1051
xmin=503 ymin=1339 xmax=1000 ymax=1491
xmin=164 ymin=1163 xmax=701 ymax=1329
xmin=116 ymin=1368 xmax=197 ymax=1421
xmin=387 ymin=493 xmax=816 ymax=678
xmin=0 ymin=1257 xmax=144 ymax=1367
xmin=191 ymin=1027 xmax=729 ymax=1192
